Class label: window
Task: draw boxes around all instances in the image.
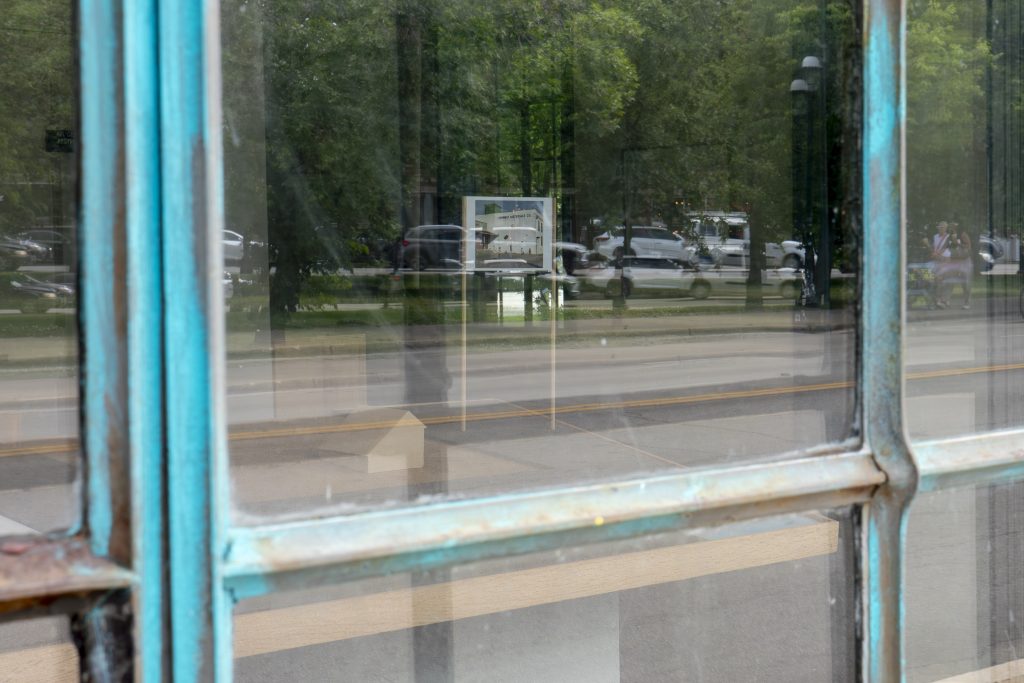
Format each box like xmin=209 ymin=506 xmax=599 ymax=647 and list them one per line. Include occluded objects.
xmin=0 ymin=0 xmax=79 ymax=537
xmin=2 ymin=1 xmax=1023 ymax=681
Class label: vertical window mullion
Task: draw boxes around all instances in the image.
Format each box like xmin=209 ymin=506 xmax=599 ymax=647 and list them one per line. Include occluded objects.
xmin=158 ymin=0 xmax=232 ymax=679
xmin=76 ymin=0 xmax=135 ymax=678
xmin=79 ymin=0 xmax=129 ymax=568
xmin=125 ymin=0 xmax=167 ymax=677
xmin=861 ymin=0 xmax=917 ymax=681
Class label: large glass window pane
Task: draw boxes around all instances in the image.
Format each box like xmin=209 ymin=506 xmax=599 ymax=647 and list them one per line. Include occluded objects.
xmin=905 ymin=0 xmax=1024 ymax=440
xmin=0 ymin=1 xmax=79 ymax=533
xmin=906 ymin=484 xmax=1024 ymax=682
xmin=234 ymin=511 xmax=855 ymax=682
xmin=221 ymin=0 xmax=860 ymax=521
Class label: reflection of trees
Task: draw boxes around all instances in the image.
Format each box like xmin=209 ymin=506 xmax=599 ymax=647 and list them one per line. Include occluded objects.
xmin=0 ymin=1 xmax=75 ymax=234
xmin=2 ymin=0 xmax=999 ymax=308
xmin=219 ymin=0 xmax=872 ymax=314
xmin=979 ymin=0 xmax=1022 ymax=246
xmin=906 ymin=0 xmax=990 ymax=232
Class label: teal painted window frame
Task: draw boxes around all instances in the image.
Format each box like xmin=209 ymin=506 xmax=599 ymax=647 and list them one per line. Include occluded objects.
xmin=2 ymin=0 xmax=1022 ymax=681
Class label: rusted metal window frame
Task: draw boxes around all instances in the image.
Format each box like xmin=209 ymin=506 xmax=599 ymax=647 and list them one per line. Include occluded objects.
xmin=0 ymin=0 xmax=165 ymax=680
xmin=204 ymin=1 xmax=1006 ymax=681
xmin=1 ymin=0 xmax=1020 ymax=682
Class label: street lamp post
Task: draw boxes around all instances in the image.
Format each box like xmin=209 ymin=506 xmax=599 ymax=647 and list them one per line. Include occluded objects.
xmin=791 ymin=76 xmax=817 ymax=308
xmin=790 ymin=55 xmax=829 ymax=309
xmin=803 ymin=56 xmax=831 ymax=309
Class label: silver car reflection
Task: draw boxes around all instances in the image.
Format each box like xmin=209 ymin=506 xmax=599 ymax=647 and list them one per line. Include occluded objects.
xmin=578 ymin=257 xmax=801 ymax=300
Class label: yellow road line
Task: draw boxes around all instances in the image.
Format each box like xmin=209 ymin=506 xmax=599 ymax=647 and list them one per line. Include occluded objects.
xmin=907 ymin=360 xmax=1024 ymax=381
xmin=228 ymin=381 xmax=853 ymax=442
xmin=0 ymin=441 xmax=76 ymax=458
xmin=4 ymin=360 xmax=1024 ymax=459
xmin=224 ymin=360 xmax=1024 ymax=442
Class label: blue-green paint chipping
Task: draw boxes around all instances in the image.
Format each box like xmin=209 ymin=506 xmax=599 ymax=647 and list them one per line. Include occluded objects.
xmin=861 ymin=1 xmax=916 ymax=682
xmin=224 ymin=452 xmax=883 ymax=600
xmin=159 ymin=0 xmax=228 ymax=680
xmin=124 ymin=0 xmax=165 ymax=678
xmin=79 ymin=0 xmax=121 ymax=559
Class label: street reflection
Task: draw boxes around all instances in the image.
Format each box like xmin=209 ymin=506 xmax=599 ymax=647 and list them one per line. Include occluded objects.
xmin=903 ymin=0 xmax=1024 ymax=441
xmin=225 ymin=249 xmax=858 ymax=518
xmin=0 ymin=0 xmax=79 ymax=536
xmin=221 ymin=0 xmax=860 ymax=520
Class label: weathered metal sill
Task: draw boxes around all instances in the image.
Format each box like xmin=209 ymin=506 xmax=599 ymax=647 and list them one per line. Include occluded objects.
xmin=224 ymin=449 xmax=883 ymax=599
xmin=0 ymin=536 xmax=133 ymax=619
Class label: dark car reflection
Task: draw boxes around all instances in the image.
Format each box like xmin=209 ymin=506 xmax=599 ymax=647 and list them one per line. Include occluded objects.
xmin=398 ymin=225 xmax=492 ymax=270
xmin=0 ymin=234 xmax=52 ymax=269
xmin=0 ymin=273 xmax=75 ymax=313
xmin=16 ymin=229 xmax=74 ymax=264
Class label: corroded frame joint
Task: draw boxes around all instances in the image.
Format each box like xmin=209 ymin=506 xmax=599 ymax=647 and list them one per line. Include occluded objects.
xmin=860 ymin=0 xmax=914 ymax=681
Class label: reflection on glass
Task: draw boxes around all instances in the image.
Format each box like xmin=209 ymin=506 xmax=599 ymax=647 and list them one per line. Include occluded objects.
xmin=0 ymin=617 xmax=78 ymax=681
xmin=234 ymin=511 xmax=854 ymax=682
xmin=0 ymin=1 xmax=79 ymax=534
xmin=905 ymin=1 xmax=1024 ymax=440
xmin=221 ymin=0 xmax=859 ymax=520
xmin=906 ymin=484 xmax=1024 ymax=682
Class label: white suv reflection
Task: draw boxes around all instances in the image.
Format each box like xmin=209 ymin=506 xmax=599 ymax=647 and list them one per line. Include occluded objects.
xmin=578 ymin=256 xmax=802 ymax=300
xmin=592 ymin=226 xmax=693 ymax=262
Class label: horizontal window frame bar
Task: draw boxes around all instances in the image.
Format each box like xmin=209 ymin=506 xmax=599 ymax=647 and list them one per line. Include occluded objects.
xmin=224 ymin=448 xmax=882 ymax=599
xmin=232 ymin=515 xmax=841 ymax=658
xmin=0 ymin=537 xmax=133 ymax=618
xmin=914 ymin=429 xmax=1024 ymax=492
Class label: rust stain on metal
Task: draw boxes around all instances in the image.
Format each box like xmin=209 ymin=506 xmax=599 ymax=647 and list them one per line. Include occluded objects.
xmin=0 ymin=536 xmax=131 ymax=617
xmin=105 ymin=392 xmax=132 ymax=565
xmin=106 ymin=100 xmax=133 ymax=567
xmin=0 ymin=540 xmax=34 ymax=556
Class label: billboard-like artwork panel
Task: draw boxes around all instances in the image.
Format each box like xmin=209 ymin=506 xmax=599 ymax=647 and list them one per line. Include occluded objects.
xmin=463 ymin=196 xmax=554 ymax=272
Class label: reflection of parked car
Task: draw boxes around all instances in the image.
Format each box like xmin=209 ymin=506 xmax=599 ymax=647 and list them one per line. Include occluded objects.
xmin=0 ymin=273 xmax=75 ymax=313
xmin=554 ymin=241 xmax=589 ymax=274
xmin=686 ymin=214 xmax=805 ymax=268
xmin=619 ymin=257 xmax=705 ymax=298
xmin=223 ymin=230 xmax=245 ymax=263
xmin=0 ymin=234 xmax=51 ymax=269
xmin=977 ymin=235 xmax=1003 ymax=271
xmin=17 ymin=229 xmax=73 ymax=264
xmin=696 ymin=266 xmax=803 ymax=300
xmin=979 ymin=235 xmax=1005 ymax=260
xmin=223 ymin=229 xmax=270 ymax=271
xmin=578 ymin=258 xmax=800 ymax=300
xmin=593 ymin=226 xmax=690 ymax=261
xmin=578 ymin=256 xmax=704 ymax=299
xmin=711 ymin=240 xmax=805 ymax=268
xmin=398 ymin=225 xmax=495 ymax=270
